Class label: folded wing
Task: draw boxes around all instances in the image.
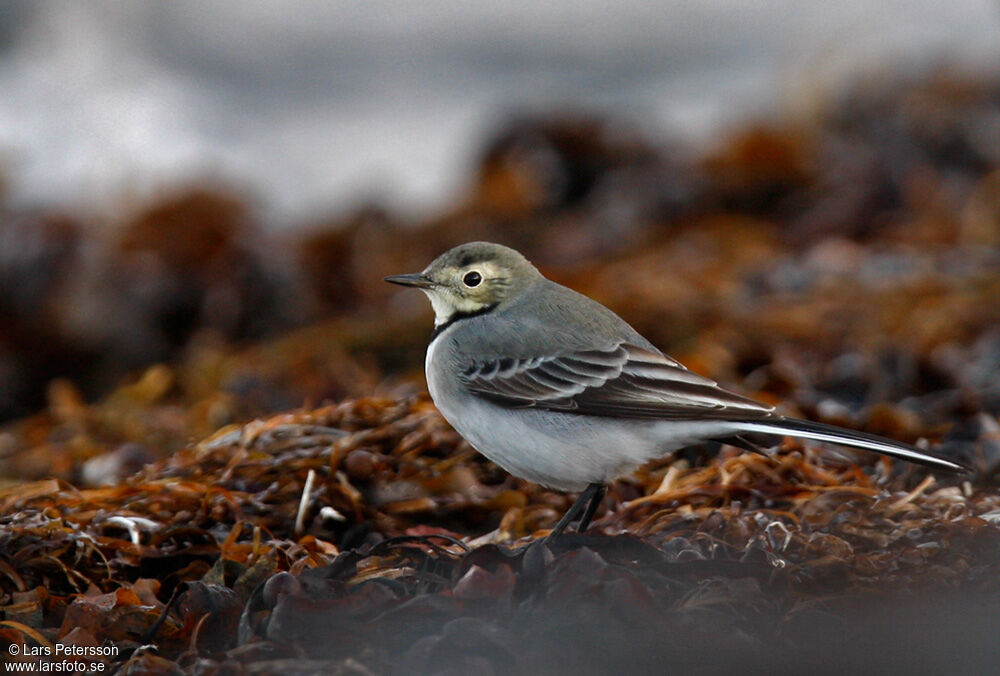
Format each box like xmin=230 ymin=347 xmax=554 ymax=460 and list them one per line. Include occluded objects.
xmin=459 ymin=342 xmax=775 ymax=421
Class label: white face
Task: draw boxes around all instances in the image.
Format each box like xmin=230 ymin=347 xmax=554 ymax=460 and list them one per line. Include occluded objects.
xmin=421 ymin=260 xmax=504 ymax=326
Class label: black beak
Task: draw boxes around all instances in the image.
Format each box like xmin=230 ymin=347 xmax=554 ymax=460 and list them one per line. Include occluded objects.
xmin=384 ymin=273 xmax=436 ymax=289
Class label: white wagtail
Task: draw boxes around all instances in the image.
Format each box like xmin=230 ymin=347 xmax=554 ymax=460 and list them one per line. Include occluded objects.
xmin=386 ymin=242 xmax=968 ymax=539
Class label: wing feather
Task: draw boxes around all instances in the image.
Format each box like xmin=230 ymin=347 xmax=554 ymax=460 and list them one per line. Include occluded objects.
xmin=460 ymin=342 xmax=774 ymax=420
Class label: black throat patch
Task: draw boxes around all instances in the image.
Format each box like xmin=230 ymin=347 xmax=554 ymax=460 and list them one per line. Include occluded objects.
xmin=430 ymin=303 xmax=498 ymax=342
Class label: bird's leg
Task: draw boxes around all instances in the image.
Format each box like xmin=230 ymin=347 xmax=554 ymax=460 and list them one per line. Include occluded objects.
xmin=576 ymin=483 xmax=607 ymax=533
xmin=545 ymin=482 xmax=605 ymax=542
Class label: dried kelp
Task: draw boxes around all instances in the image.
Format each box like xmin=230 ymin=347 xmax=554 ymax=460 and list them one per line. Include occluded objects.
xmin=2 ymin=395 xmax=1000 ymax=673
xmin=1 ymin=68 xmax=1000 ymax=673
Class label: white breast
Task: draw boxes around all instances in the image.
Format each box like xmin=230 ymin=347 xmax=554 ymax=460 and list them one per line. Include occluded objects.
xmin=425 ymin=334 xmax=438 ymax=375
xmin=424 ymin=331 xmax=446 ymax=403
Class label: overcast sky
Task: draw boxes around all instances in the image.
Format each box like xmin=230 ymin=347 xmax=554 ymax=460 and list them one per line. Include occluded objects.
xmin=0 ymin=1 xmax=998 ymax=222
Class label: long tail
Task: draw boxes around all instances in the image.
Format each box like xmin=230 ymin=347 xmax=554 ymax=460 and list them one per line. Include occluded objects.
xmin=733 ymin=417 xmax=970 ymax=473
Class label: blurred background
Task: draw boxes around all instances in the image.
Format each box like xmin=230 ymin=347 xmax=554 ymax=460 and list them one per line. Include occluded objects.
xmin=1 ymin=2 xmax=998 ymax=219
xmin=1 ymin=2 xmax=999 ymax=484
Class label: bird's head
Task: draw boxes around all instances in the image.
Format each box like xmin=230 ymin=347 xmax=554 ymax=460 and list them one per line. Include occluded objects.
xmin=385 ymin=241 xmax=541 ymax=327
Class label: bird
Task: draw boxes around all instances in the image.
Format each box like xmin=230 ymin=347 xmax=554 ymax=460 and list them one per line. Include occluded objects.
xmin=385 ymin=241 xmax=968 ymax=540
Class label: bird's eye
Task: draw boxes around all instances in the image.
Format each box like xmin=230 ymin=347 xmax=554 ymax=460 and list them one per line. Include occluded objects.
xmin=463 ymin=271 xmax=482 ymax=287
